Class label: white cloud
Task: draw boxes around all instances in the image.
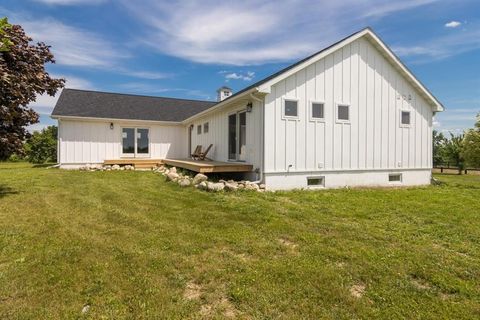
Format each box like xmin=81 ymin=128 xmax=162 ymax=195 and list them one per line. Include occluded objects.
xmin=118 ymin=82 xmax=212 ymax=100
xmin=445 ymin=21 xmax=461 ymax=28
xmin=224 ymin=71 xmax=255 ymax=81
xmin=393 ymin=26 xmax=480 ymax=62
xmin=0 ymin=10 xmax=172 ymax=78
xmin=433 ymin=108 xmax=479 ymax=132
xmin=18 ymin=18 xmax=128 ymax=68
xmin=121 ymin=0 xmax=438 ymax=65
xmin=122 ymin=70 xmax=172 ymax=80
xmin=28 ymin=123 xmax=51 ymax=133
xmin=32 ymin=0 xmax=106 ymax=5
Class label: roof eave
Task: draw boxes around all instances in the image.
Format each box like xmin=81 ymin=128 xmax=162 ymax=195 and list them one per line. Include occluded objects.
xmin=51 ymin=115 xmax=183 ymax=125
xmin=181 ymin=87 xmax=258 ymax=124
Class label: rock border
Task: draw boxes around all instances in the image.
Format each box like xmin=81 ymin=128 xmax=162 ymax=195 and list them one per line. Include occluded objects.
xmin=154 ymin=165 xmax=266 ymax=192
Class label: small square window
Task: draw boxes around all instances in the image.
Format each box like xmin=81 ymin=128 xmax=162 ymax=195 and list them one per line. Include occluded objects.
xmin=197 ymin=125 xmax=202 ymax=134
xmin=389 ymin=174 xmax=402 ymax=182
xmin=203 ymin=122 xmax=209 ymax=133
xmin=284 ymin=99 xmax=298 ymax=118
xmin=312 ymin=102 xmax=325 ymax=120
xmin=337 ymin=104 xmax=350 ymax=121
xmin=307 ymin=176 xmax=325 ymax=187
xmin=401 ymin=111 xmax=411 ymax=126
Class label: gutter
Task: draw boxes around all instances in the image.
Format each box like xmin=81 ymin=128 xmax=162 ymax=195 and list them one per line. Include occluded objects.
xmin=51 ymin=115 xmax=183 ymax=126
xmin=249 ymin=93 xmax=265 ymax=184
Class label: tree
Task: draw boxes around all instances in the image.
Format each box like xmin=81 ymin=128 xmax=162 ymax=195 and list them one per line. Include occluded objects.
xmin=24 ymin=125 xmax=57 ymax=164
xmin=0 ymin=17 xmax=64 ymax=160
xmin=433 ymin=130 xmax=446 ymax=166
xmin=443 ymin=133 xmax=465 ymax=174
xmin=462 ymin=112 xmax=480 ymax=168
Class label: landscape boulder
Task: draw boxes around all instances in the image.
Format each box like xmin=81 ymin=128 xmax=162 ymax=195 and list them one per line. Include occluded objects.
xmin=224 ymin=182 xmax=238 ymax=192
xmin=192 ymin=173 xmax=208 ymax=185
xmin=112 ymin=164 xmax=120 ymax=170
xmin=166 ymin=172 xmax=180 ymax=182
xmin=206 ymin=182 xmax=225 ymax=192
xmin=178 ymin=178 xmax=191 ymax=187
xmin=196 ymin=181 xmax=208 ymax=190
xmin=245 ymin=183 xmax=260 ymax=191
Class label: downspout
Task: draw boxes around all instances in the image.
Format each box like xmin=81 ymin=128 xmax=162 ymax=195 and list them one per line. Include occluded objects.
xmin=249 ymin=93 xmax=264 ymax=184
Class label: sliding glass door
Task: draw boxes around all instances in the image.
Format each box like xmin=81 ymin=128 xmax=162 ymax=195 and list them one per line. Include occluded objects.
xmin=122 ymin=127 xmax=149 ymax=157
xmin=228 ymin=111 xmax=246 ymax=161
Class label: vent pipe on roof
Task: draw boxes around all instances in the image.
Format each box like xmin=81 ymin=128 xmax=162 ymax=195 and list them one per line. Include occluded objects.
xmin=217 ymin=86 xmax=232 ymax=102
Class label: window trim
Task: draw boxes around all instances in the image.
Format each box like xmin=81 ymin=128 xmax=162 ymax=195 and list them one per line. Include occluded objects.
xmin=400 ymin=110 xmax=412 ymax=128
xmin=282 ymin=97 xmax=300 ymax=120
xmin=336 ymin=103 xmax=351 ymax=123
xmin=388 ymin=173 xmax=403 ymax=183
xmin=309 ymin=100 xmax=326 ymax=122
xmin=306 ymin=176 xmax=325 ymax=188
xmin=203 ymin=122 xmax=209 ymax=134
xmin=197 ymin=124 xmax=202 ymax=135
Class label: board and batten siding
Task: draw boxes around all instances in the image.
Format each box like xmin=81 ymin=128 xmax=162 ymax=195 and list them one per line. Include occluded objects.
xmin=263 ymin=37 xmax=433 ymax=174
xmin=58 ymin=119 xmax=186 ymax=165
xmin=188 ymin=100 xmax=263 ymax=171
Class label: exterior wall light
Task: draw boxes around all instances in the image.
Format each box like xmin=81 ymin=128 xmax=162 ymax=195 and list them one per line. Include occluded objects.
xmin=110 ymin=122 xmax=114 ymax=130
xmin=246 ymin=102 xmax=253 ymax=113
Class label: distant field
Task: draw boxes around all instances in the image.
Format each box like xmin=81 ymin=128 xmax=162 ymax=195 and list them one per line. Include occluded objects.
xmin=432 ymin=167 xmax=480 ymax=175
xmin=1 ymin=163 xmax=479 ymax=319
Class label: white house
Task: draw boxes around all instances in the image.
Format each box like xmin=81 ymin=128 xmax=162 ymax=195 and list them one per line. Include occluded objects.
xmin=52 ymin=28 xmax=444 ymax=190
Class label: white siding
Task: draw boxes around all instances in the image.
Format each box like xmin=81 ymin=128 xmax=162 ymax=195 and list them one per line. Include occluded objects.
xmin=58 ymin=119 xmax=185 ymax=164
xmin=188 ymin=100 xmax=263 ymax=171
xmin=263 ymin=37 xmax=434 ymax=175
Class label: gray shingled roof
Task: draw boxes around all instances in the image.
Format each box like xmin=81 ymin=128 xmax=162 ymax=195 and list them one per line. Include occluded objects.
xmin=52 ymin=89 xmax=217 ymax=122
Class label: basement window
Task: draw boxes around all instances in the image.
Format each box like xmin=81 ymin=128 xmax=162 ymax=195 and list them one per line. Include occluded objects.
xmin=203 ymin=122 xmax=209 ymax=133
xmin=389 ymin=173 xmax=402 ymax=183
xmin=197 ymin=125 xmax=202 ymax=134
xmin=283 ymin=98 xmax=298 ymax=118
xmin=307 ymin=176 xmax=325 ymax=188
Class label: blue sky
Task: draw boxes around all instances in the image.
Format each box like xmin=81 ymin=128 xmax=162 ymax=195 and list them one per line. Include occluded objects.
xmin=1 ymin=0 xmax=479 ymax=133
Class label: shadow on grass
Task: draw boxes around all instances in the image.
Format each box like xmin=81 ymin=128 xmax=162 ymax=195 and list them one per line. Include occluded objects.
xmin=32 ymin=163 xmax=55 ymax=168
xmin=0 ymin=185 xmax=18 ymax=198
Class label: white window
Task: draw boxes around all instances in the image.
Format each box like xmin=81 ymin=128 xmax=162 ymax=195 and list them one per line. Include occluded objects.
xmin=307 ymin=176 xmax=325 ymax=187
xmin=197 ymin=125 xmax=202 ymax=134
xmin=389 ymin=173 xmax=402 ymax=183
xmin=337 ymin=104 xmax=350 ymax=122
xmin=283 ymin=98 xmax=299 ymax=119
xmin=203 ymin=122 xmax=209 ymax=133
xmin=310 ymin=101 xmax=325 ymax=121
xmin=400 ymin=111 xmax=411 ymax=127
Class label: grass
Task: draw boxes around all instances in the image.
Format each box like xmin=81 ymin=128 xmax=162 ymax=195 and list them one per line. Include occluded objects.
xmin=1 ymin=162 xmax=480 ymax=319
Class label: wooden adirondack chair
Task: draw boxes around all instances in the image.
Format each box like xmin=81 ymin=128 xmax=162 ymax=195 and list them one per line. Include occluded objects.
xmin=191 ymin=145 xmax=202 ymax=160
xmin=197 ymin=144 xmax=213 ymax=161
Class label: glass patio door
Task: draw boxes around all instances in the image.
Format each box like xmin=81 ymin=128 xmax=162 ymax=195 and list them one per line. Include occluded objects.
xmin=122 ymin=127 xmax=149 ymax=157
xmin=228 ymin=111 xmax=246 ymax=161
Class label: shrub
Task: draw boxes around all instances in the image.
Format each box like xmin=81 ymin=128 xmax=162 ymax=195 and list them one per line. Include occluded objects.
xmin=24 ymin=126 xmax=57 ymax=164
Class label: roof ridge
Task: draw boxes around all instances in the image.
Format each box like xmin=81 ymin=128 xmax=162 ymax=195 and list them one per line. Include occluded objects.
xmin=63 ymin=88 xmax=216 ymax=104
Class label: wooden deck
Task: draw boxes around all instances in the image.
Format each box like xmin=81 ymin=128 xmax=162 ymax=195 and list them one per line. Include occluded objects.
xmin=104 ymin=159 xmax=163 ymax=169
xmin=163 ymin=159 xmax=253 ymax=173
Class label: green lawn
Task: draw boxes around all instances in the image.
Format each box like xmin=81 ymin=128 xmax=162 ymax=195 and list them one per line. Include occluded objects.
xmin=1 ymin=163 xmax=479 ymax=319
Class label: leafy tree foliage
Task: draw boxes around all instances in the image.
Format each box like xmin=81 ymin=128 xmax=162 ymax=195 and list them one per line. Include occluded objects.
xmin=24 ymin=126 xmax=57 ymax=164
xmin=462 ymin=113 xmax=480 ymax=168
xmin=433 ymin=130 xmax=447 ymax=166
xmin=0 ymin=17 xmax=64 ymax=160
xmin=443 ymin=133 xmax=465 ymax=174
